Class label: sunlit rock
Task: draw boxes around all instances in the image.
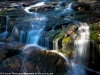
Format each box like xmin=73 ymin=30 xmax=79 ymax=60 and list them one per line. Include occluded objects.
xmin=23 ymin=50 xmax=70 ymax=74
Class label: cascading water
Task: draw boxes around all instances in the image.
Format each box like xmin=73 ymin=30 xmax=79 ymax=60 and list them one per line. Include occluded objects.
xmin=53 ymin=40 xmax=58 ymax=50
xmin=0 ymin=15 xmax=9 ymax=39
xmin=19 ymin=14 xmax=47 ymax=44
xmin=17 ymin=2 xmax=48 ymax=74
xmin=63 ymin=2 xmax=73 ymax=13
xmin=74 ymin=22 xmax=90 ymax=65
xmin=67 ymin=22 xmax=90 ymax=75
xmin=12 ymin=2 xmax=47 ymax=45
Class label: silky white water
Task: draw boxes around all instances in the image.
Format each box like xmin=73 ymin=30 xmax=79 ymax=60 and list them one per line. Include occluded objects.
xmin=20 ymin=2 xmax=48 ymax=74
xmin=68 ymin=22 xmax=90 ymax=75
xmin=12 ymin=2 xmax=47 ymax=45
xmin=74 ymin=23 xmax=90 ymax=65
xmin=11 ymin=1 xmax=92 ymax=75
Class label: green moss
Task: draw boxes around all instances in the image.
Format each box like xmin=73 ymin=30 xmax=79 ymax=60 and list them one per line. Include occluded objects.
xmin=62 ymin=37 xmax=70 ymax=43
xmin=0 ymin=10 xmax=8 ymax=15
xmin=90 ymin=30 xmax=98 ymax=42
xmin=47 ymin=29 xmax=64 ymax=41
xmin=58 ymin=49 xmax=72 ymax=57
xmin=55 ymin=29 xmax=64 ymax=40
xmin=90 ymin=24 xmax=99 ymax=43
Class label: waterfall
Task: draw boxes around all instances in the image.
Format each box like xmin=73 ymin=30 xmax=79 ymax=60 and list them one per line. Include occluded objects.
xmin=74 ymin=22 xmax=90 ymax=65
xmin=12 ymin=14 xmax=47 ymax=45
xmin=12 ymin=3 xmax=48 ymax=74
xmin=63 ymin=2 xmax=73 ymax=13
xmin=66 ymin=2 xmax=73 ymax=10
xmin=0 ymin=15 xmax=9 ymax=39
xmin=12 ymin=2 xmax=47 ymax=45
xmin=53 ymin=40 xmax=58 ymax=50
xmin=44 ymin=37 xmax=50 ymax=49
xmin=21 ymin=2 xmax=47 ymax=45
xmin=38 ymin=37 xmax=50 ymax=49
xmin=58 ymin=2 xmax=74 ymax=19
xmin=67 ymin=22 xmax=90 ymax=75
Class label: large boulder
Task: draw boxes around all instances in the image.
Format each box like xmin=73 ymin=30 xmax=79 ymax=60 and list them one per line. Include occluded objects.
xmin=0 ymin=48 xmax=70 ymax=74
xmin=22 ymin=49 xmax=70 ymax=75
xmin=29 ymin=5 xmax=55 ymax=12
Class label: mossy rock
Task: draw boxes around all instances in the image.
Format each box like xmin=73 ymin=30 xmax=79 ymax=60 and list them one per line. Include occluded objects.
xmin=25 ymin=50 xmax=70 ymax=74
xmin=46 ymin=29 xmax=64 ymax=41
xmin=0 ymin=10 xmax=8 ymax=15
xmin=62 ymin=36 xmax=70 ymax=43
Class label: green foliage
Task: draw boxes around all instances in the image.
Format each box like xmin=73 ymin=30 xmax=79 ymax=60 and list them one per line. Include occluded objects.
xmin=90 ymin=30 xmax=98 ymax=42
xmin=90 ymin=23 xmax=99 ymax=43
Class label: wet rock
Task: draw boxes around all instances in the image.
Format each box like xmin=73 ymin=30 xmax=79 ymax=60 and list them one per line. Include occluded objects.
xmin=0 ymin=42 xmax=24 ymax=50
xmin=0 ymin=16 xmax=7 ymax=33
xmin=54 ymin=23 xmax=70 ymax=30
xmin=0 ymin=48 xmax=22 ymax=60
xmin=44 ymin=26 xmax=52 ymax=31
xmin=0 ymin=68 xmax=13 ymax=73
xmin=21 ymin=2 xmax=30 ymax=7
xmin=29 ymin=5 xmax=55 ymax=12
xmin=72 ymin=2 xmax=91 ymax=12
xmin=0 ymin=42 xmax=13 ymax=50
xmin=88 ymin=41 xmax=100 ymax=71
xmin=2 ymin=56 xmax=23 ymax=73
xmin=24 ymin=50 xmax=70 ymax=75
